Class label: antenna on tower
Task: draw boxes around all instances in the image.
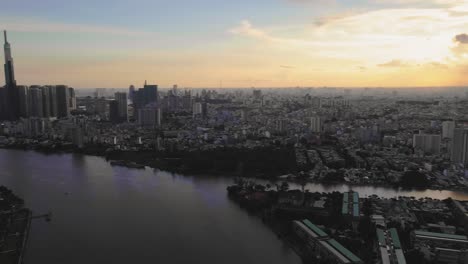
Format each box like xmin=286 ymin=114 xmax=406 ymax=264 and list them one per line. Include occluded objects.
xmin=3 ymin=30 xmax=7 ymax=43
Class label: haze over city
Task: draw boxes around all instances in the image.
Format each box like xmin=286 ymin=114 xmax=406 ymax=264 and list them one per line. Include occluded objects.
xmin=2 ymin=0 xmax=468 ymax=88
xmin=2 ymin=1 xmax=468 ymax=264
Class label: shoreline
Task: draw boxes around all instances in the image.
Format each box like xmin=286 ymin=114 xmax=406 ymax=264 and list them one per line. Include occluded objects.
xmin=1 ymin=144 xmax=467 ymax=195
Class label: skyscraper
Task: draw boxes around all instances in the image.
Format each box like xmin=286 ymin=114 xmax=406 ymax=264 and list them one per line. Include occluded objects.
xmin=28 ymin=87 xmax=44 ymax=118
xmin=17 ymin=85 xmax=29 ymax=118
xmin=110 ymin=92 xmax=128 ymax=123
xmin=56 ymin=85 xmax=70 ymax=118
xmin=3 ymin=30 xmax=19 ymax=120
xmin=48 ymin=85 xmax=58 ymax=117
xmin=114 ymin=92 xmax=128 ymax=122
xmin=41 ymin=86 xmax=51 ymax=118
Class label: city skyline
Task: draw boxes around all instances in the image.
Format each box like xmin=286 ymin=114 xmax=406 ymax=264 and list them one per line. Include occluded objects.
xmin=2 ymin=1 xmax=468 ymax=88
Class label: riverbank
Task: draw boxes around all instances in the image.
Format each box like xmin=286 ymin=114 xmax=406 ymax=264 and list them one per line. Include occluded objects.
xmin=2 ymin=143 xmax=468 ymax=194
xmin=0 ymin=186 xmax=31 ymax=264
xmin=226 ymin=182 xmax=468 ymax=264
xmin=0 ymin=142 xmax=298 ymax=178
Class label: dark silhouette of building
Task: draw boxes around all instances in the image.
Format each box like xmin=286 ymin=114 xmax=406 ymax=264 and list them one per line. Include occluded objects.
xmin=3 ymin=30 xmax=19 ymax=120
xmin=56 ymin=85 xmax=70 ymax=118
xmin=134 ymin=81 xmax=158 ymax=110
xmin=109 ymin=100 xmax=119 ymax=124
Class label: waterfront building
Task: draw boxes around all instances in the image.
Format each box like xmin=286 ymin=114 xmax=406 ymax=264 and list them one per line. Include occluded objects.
xmin=3 ymin=30 xmax=19 ymax=121
xmin=292 ymin=219 xmax=363 ymax=264
xmin=41 ymin=86 xmax=51 ymax=118
xmin=342 ymin=191 xmax=360 ymax=230
xmin=56 ymin=85 xmax=70 ymax=118
xmin=376 ymin=228 xmax=407 ymax=264
xmin=48 ymin=85 xmax=58 ymax=117
xmin=17 ymin=85 xmax=29 ymax=118
xmin=28 ymin=87 xmax=44 ymax=118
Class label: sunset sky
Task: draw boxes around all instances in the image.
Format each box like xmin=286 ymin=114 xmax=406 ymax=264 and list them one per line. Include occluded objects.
xmin=2 ymin=0 xmax=468 ymax=88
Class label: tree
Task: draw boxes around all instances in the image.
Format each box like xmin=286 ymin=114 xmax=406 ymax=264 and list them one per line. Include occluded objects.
xmin=280 ymin=181 xmax=290 ymax=192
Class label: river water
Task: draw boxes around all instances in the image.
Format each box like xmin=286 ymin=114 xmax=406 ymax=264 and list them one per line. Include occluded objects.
xmin=0 ymin=149 xmax=467 ymax=263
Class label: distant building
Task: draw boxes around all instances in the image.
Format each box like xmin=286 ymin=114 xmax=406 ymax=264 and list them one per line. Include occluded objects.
xmin=28 ymin=87 xmax=44 ymax=118
xmin=443 ymin=121 xmax=456 ymax=139
xmin=17 ymin=85 xmax=29 ymax=118
xmin=310 ymin=116 xmax=322 ymax=133
xmin=133 ymin=81 xmax=158 ymax=110
xmin=41 ymin=86 xmax=51 ymax=118
xmin=56 ymin=85 xmax=70 ymax=118
xmin=138 ymin=107 xmax=162 ymax=127
xmin=68 ymin=87 xmax=76 ymax=111
xmin=114 ymin=92 xmax=128 ymax=122
xmin=452 ymin=128 xmax=468 ymax=166
xmin=48 ymin=86 xmax=58 ymax=117
xmin=413 ymin=133 xmax=441 ymax=155
xmin=253 ymin=89 xmax=262 ymax=100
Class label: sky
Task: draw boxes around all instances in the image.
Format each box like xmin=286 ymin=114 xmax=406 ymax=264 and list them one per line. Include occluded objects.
xmin=2 ymin=0 xmax=468 ymax=88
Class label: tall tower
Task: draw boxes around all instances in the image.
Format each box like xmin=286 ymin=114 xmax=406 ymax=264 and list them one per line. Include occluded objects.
xmin=4 ymin=30 xmax=15 ymax=86
xmin=3 ymin=30 xmax=19 ymax=120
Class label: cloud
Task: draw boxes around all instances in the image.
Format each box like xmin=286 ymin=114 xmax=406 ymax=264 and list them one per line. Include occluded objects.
xmin=229 ymin=20 xmax=276 ymax=42
xmin=280 ymin=65 xmax=295 ymax=68
xmin=0 ymin=17 xmax=149 ymax=36
xmin=378 ymin=60 xmax=410 ymax=67
xmin=454 ymin=33 xmax=468 ymax=44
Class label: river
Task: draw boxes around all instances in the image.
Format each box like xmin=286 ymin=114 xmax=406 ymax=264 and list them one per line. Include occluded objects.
xmin=0 ymin=149 xmax=467 ymax=264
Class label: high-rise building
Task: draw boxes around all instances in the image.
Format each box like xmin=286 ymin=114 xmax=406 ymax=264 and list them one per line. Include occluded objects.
xmin=68 ymin=87 xmax=76 ymax=111
xmin=133 ymin=81 xmax=158 ymax=110
xmin=41 ymin=86 xmax=51 ymax=118
xmin=3 ymin=30 xmax=19 ymax=121
xmin=17 ymin=85 xmax=29 ymax=118
xmin=310 ymin=116 xmax=322 ymax=133
xmin=413 ymin=133 xmax=441 ymax=155
xmin=442 ymin=121 xmax=456 ymax=139
xmin=28 ymin=87 xmax=44 ymax=118
xmin=451 ymin=128 xmax=468 ymax=166
xmin=115 ymin=92 xmax=128 ymax=122
xmin=56 ymin=85 xmax=70 ymax=118
xmin=138 ymin=107 xmax=161 ymax=127
xmin=109 ymin=100 xmax=119 ymax=124
xmin=128 ymin=85 xmax=135 ymax=101
xmin=48 ymin=85 xmax=58 ymax=117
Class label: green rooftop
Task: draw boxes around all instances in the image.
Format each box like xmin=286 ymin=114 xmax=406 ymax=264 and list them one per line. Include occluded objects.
xmin=353 ymin=192 xmax=359 ymax=203
xmin=302 ymin=219 xmax=328 ymax=238
xmin=389 ymin=228 xmax=402 ymax=249
xmin=327 ymin=239 xmax=362 ymax=263
xmin=353 ymin=203 xmax=359 ymax=217
xmin=377 ymin=229 xmax=386 ymax=246
xmin=342 ymin=202 xmax=349 ymax=215
xmin=414 ymin=230 xmax=468 ymax=241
